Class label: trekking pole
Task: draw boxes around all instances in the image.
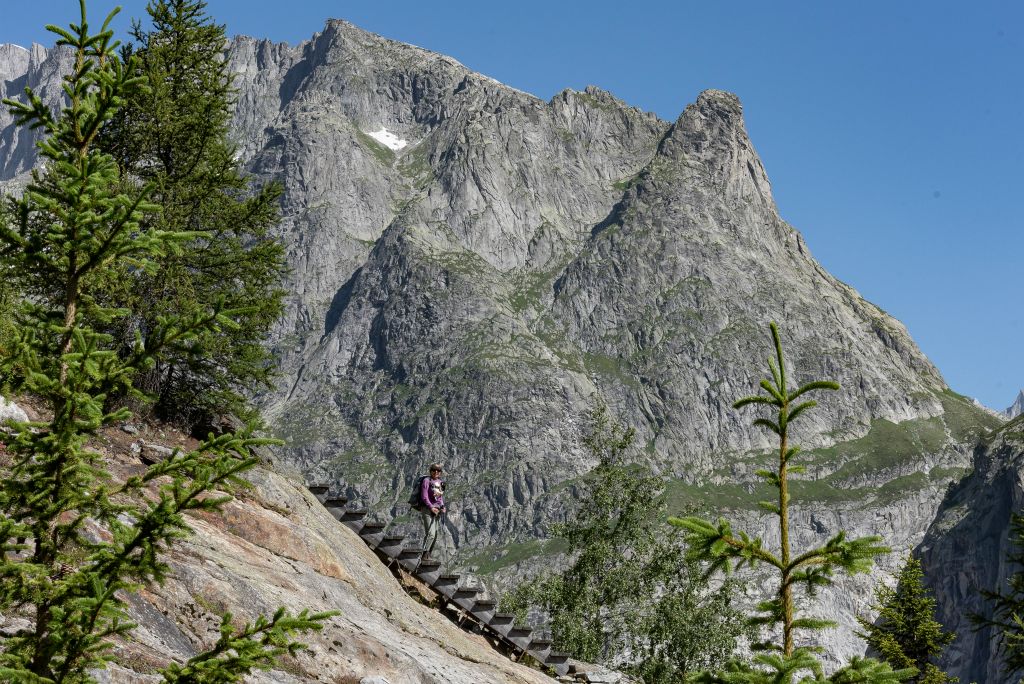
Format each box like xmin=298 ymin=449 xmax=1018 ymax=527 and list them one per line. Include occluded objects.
xmin=440 ymin=510 xmax=450 ymax=567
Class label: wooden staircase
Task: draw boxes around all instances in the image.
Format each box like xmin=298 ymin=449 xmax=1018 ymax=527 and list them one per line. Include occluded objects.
xmin=307 ymin=484 xmax=572 ymax=677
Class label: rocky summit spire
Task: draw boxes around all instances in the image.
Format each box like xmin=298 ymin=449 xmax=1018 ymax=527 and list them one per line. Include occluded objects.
xmin=1007 ymin=389 xmax=1024 ymax=419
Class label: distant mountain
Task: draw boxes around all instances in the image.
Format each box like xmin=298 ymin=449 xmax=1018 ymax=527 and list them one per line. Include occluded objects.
xmin=1006 ymin=390 xmax=1024 ymax=419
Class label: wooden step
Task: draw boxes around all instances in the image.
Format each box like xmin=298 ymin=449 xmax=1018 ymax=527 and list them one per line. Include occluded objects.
xmin=358 ymin=522 xmax=387 ymax=547
xmin=307 ymin=485 xmax=329 ymax=501
xmin=322 ymin=496 xmax=349 ymax=508
xmin=414 ymin=560 xmax=442 ymax=585
xmin=397 ymin=548 xmax=426 ymax=571
xmin=376 ymin=534 xmax=405 ymax=558
xmin=452 ymin=585 xmax=481 ymax=611
xmin=432 ymin=573 xmax=461 ymax=598
xmin=469 ymin=599 xmax=496 ymax=622
xmin=336 ymin=507 xmax=366 ymax=520
xmin=506 ymin=624 xmax=532 ymax=649
xmin=337 ymin=508 xmax=367 ymax=531
xmin=488 ymin=613 xmax=515 ymax=636
xmin=527 ymin=638 xmax=552 ymax=663
xmin=544 ymin=652 xmax=571 ymax=677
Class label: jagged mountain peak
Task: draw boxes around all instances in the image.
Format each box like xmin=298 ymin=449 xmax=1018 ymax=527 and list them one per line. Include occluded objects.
xmin=0 ymin=41 xmax=74 ymax=181
xmin=1007 ymin=389 xmax=1024 ymax=418
xmin=654 ymin=88 xmax=775 ymax=209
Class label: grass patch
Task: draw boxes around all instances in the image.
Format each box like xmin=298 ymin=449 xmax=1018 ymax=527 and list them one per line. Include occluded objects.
xmin=575 ymin=90 xmax=622 ymax=114
xmin=506 ymin=253 xmax=566 ymax=314
xmin=612 ymin=172 xmax=642 ymax=192
xmin=582 ymin=351 xmax=641 ymax=388
xmin=801 ymin=389 xmax=999 ymax=487
xmin=397 ymin=142 xmax=434 ymax=186
xmin=665 ymin=479 xmax=766 ymax=514
xmin=803 ymin=416 xmax=947 ymax=481
xmin=671 ymin=391 xmax=996 ymax=512
xmin=937 ymin=388 xmax=1004 ymax=438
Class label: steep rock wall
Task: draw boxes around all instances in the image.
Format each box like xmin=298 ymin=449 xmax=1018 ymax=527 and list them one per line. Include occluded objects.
xmin=919 ymin=416 xmax=1024 ymax=683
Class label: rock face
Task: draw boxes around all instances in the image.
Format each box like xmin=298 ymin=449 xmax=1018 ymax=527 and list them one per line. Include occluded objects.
xmin=0 ymin=18 xmax=1005 ymax=669
xmin=85 ymin=444 xmax=560 ymax=683
xmin=0 ymin=395 xmax=28 ymax=424
xmin=0 ymin=43 xmax=74 ymax=182
xmin=919 ymin=415 xmax=1024 ymax=683
xmin=1006 ymin=390 xmax=1024 ymax=419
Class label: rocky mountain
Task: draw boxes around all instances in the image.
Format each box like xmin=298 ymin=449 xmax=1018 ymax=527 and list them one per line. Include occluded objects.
xmin=0 ymin=19 xmax=1006 ymax=670
xmin=1006 ymin=390 xmax=1024 ymax=419
xmin=919 ymin=414 xmax=1024 ymax=682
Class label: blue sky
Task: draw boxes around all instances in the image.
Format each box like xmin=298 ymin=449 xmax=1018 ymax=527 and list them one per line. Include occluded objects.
xmin=5 ymin=1 xmax=1023 ymax=409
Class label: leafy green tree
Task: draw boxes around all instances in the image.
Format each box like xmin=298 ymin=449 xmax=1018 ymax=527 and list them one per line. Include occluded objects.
xmin=504 ymin=406 xmax=749 ymax=681
xmin=98 ymin=0 xmax=285 ymax=428
xmin=974 ymin=512 xmax=1024 ymax=676
xmin=0 ymin=4 xmax=328 ymax=682
xmin=672 ymin=322 xmax=911 ymax=683
xmin=632 ymin=560 xmax=752 ymax=684
xmin=857 ymin=555 xmax=957 ymax=684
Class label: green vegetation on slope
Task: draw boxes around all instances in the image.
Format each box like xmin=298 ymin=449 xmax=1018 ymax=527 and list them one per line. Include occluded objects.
xmin=668 ymin=390 xmax=1000 ymax=512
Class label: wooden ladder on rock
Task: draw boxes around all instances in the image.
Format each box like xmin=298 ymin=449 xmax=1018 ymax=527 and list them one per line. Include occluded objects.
xmin=307 ymin=484 xmax=572 ymax=678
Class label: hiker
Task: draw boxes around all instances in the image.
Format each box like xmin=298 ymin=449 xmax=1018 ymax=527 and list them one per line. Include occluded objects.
xmin=419 ymin=463 xmax=446 ymax=560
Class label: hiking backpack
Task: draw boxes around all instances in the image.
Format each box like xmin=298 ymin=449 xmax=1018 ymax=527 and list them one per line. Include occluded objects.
xmin=408 ymin=475 xmax=429 ymax=510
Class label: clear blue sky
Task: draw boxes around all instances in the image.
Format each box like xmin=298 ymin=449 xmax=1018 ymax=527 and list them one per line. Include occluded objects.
xmin=5 ymin=1 xmax=1023 ymax=409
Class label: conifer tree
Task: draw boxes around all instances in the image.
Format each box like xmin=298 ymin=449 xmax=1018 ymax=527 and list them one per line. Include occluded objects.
xmin=97 ymin=0 xmax=285 ymax=428
xmin=857 ymin=555 xmax=957 ymax=684
xmin=0 ymin=4 xmax=327 ymax=681
xmin=672 ymin=322 xmax=910 ymax=683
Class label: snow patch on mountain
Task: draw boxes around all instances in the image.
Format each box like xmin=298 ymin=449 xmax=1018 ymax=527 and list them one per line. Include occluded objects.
xmin=366 ymin=128 xmax=408 ymax=151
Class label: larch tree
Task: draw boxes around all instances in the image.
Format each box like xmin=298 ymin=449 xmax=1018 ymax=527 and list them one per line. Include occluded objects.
xmin=504 ymin=405 xmax=750 ymax=682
